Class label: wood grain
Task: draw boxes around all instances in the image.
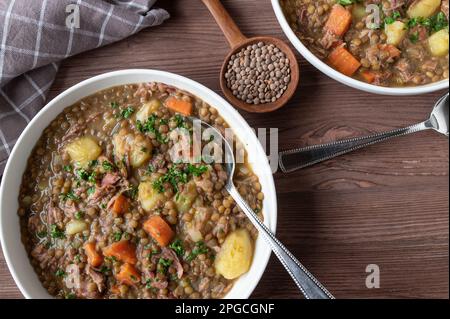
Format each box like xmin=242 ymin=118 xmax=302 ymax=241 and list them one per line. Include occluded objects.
xmin=0 ymin=0 xmax=448 ymax=299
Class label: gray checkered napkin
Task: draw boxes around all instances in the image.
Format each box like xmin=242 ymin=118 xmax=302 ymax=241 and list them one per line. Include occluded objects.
xmin=0 ymin=0 xmax=169 ymax=175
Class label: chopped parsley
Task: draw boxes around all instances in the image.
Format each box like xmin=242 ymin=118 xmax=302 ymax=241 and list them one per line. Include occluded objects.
xmin=99 ymin=266 xmax=110 ymax=274
xmin=55 ymin=269 xmax=66 ymax=277
xmin=87 ymin=187 xmax=96 ymax=196
xmin=110 ymin=101 xmax=119 ymax=109
xmin=186 ymin=164 xmax=208 ymax=177
xmin=337 ymin=0 xmax=360 ymax=5
xmin=63 ymin=165 xmax=72 ymax=172
xmin=50 ymin=224 xmax=65 ymax=239
xmin=145 ymin=278 xmax=153 ymax=289
xmin=88 ymin=160 xmax=98 ymax=168
xmin=126 ymin=185 xmax=139 ymax=200
xmin=407 ymin=12 xmax=449 ymax=33
xmin=137 ymin=114 xmax=168 ymax=144
xmin=102 ymin=160 xmax=114 ymax=172
xmin=152 ymin=165 xmax=188 ymax=194
xmin=186 ymin=241 xmax=208 ymax=262
xmin=409 ymin=31 xmax=419 ymax=43
xmin=120 ymin=106 xmax=135 ymax=119
xmin=158 ymin=258 xmax=173 ymax=273
xmin=428 ymin=12 xmax=449 ymax=32
xmin=172 ymin=114 xmax=188 ymax=129
xmin=65 ymin=293 xmax=76 ymax=299
xmin=74 ymin=211 xmax=84 ymax=220
xmin=75 ymin=169 xmax=97 ymax=183
xmin=146 ymin=164 xmax=155 ymax=174
xmin=59 ymin=191 xmax=79 ymax=202
xmin=113 ymin=232 xmax=122 ymax=242
xmin=152 ymin=164 xmax=208 ymax=194
xmin=169 ymin=239 xmax=185 ymax=257
xmin=384 ymin=11 xmax=401 ymax=25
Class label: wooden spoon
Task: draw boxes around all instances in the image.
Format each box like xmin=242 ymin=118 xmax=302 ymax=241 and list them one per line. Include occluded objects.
xmin=202 ymin=0 xmax=299 ymax=113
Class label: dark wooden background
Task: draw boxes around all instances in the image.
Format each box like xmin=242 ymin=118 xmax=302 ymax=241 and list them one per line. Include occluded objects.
xmin=0 ymin=0 xmax=448 ymax=299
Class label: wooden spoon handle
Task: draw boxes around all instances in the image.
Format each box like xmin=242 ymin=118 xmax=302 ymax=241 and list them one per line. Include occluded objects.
xmin=201 ymin=0 xmax=247 ymax=48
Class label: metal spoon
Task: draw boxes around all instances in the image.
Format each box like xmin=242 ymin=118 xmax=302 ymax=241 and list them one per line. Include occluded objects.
xmin=279 ymin=93 xmax=449 ymax=173
xmin=191 ymin=118 xmax=334 ymax=299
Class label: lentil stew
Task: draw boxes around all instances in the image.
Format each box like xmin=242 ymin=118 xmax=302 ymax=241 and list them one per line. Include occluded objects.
xmin=281 ymin=0 xmax=449 ymax=86
xmin=18 ymin=82 xmax=264 ymax=299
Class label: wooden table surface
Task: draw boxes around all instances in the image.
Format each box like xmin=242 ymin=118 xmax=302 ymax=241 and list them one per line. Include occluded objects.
xmin=0 ymin=0 xmax=448 ymax=299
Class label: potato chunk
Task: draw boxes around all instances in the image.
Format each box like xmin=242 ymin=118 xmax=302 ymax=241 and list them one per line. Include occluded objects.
xmin=113 ymin=129 xmax=152 ymax=168
xmin=407 ymin=0 xmax=441 ymax=18
xmin=214 ymin=229 xmax=253 ymax=280
xmin=65 ymin=137 xmax=101 ymax=167
xmin=428 ymin=29 xmax=449 ymax=56
xmin=136 ymin=99 xmax=161 ymax=123
xmin=65 ymin=220 xmax=88 ymax=235
xmin=385 ymin=21 xmax=407 ymax=46
xmin=175 ymin=182 xmax=198 ymax=214
xmin=138 ymin=181 xmax=166 ymax=212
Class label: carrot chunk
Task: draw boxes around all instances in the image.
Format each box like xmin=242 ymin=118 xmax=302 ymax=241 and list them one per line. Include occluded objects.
xmin=143 ymin=215 xmax=174 ymax=247
xmin=328 ymin=46 xmax=361 ymax=76
xmin=324 ymin=4 xmax=353 ymax=37
xmin=111 ymin=194 xmax=129 ymax=215
xmin=84 ymin=242 xmax=103 ymax=267
xmin=165 ymin=96 xmax=193 ymax=116
xmin=361 ymin=70 xmax=376 ymax=83
xmin=103 ymin=240 xmax=137 ymax=264
xmin=115 ymin=263 xmax=141 ymax=286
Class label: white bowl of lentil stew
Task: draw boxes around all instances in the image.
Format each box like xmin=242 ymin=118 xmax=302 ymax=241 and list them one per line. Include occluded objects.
xmin=272 ymin=0 xmax=449 ymax=95
xmin=0 ymin=69 xmax=277 ymax=299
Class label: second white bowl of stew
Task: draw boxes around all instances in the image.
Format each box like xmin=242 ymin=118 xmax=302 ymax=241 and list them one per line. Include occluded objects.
xmin=0 ymin=70 xmax=277 ymax=299
xmin=273 ymin=0 xmax=449 ymax=95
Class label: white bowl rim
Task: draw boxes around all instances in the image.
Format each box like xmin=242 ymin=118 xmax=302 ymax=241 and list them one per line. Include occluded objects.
xmin=0 ymin=69 xmax=277 ymax=299
xmin=271 ymin=0 xmax=449 ymax=96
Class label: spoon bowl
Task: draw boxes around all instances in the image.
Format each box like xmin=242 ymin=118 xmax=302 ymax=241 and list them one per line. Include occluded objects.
xmin=190 ymin=117 xmax=333 ymax=299
xmin=202 ymin=0 xmax=299 ymax=113
xmin=279 ymin=93 xmax=449 ymax=173
xmin=429 ymin=93 xmax=449 ymax=136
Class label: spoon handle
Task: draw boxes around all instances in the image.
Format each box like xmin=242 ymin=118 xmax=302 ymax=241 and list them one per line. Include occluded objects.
xmin=279 ymin=121 xmax=431 ymax=173
xmin=228 ymin=186 xmax=334 ymax=299
xmin=201 ymin=0 xmax=247 ymax=48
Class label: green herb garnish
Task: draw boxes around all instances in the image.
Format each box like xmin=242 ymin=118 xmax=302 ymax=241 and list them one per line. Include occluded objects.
xmin=113 ymin=232 xmax=122 ymax=242
xmin=126 ymin=185 xmax=138 ymax=199
xmin=87 ymin=187 xmax=96 ymax=196
xmin=137 ymin=115 xmax=168 ymax=144
xmin=186 ymin=241 xmax=208 ymax=262
xmin=158 ymin=258 xmax=173 ymax=273
xmin=55 ymin=269 xmax=66 ymax=277
xmin=102 ymin=160 xmax=114 ymax=172
xmin=59 ymin=191 xmax=79 ymax=202
xmin=409 ymin=31 xmax=419 ymax=43
xmin=88 ymin=160 xmax=98 ymax=167
xmin=65 ymin=293 xmax=76 ymax=299
xmin=50 ymin=224 xmax=65 ymax=239
xmin=75 ymin=211 xmax=84 ymax=220
xmin=120 ymin=106 xmax=135 ymax=119
xmin=169 ymin=239 xmax=185 ymax=257
xmin=186 ymin=164 xmax=208 ymax=177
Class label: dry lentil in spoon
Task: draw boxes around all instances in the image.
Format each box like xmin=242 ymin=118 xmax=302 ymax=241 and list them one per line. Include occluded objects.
xmin=224 ymin=42 xmax=291 ymax=105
